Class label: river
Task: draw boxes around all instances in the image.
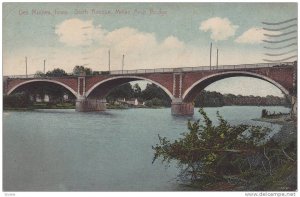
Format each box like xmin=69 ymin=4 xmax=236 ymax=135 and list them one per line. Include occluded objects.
xmin=3 ymin=106 xmax=290 ymax=191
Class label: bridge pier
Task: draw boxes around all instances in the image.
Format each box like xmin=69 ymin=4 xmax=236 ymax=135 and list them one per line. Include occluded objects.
xmin=75 ymin=97 xmax=106 ymax=112
xmin=171 ymin=99 xmax=194 ymax=116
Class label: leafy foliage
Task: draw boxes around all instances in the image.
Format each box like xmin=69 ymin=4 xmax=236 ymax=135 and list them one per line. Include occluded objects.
xmin=106 ymin=83 xmax=171 ymax=107
xmin=4 ymin=92 xmax=33 ymax=108
xmin=73 ymin=65 xmax=93 ymax=76
xmin=195 ymin=90 xmax=224 ymax=107
xmin=133 ymin=83 xmax=142 ymax=99
xmin=144 ymin=98 xmax=164 ymax=107
xmin=152 ymin=109 xmax=296 ymax=190
xmin=34 ymin=71 xmax=46 ymax=78
xmin=194 ymin=90 xmax=287 ymax=107
xmin=46 ymin=68 xmax=68 ymax=77
xmin=141 ymin=83 xmax=171 ymax=106
xmin=106 ymin=83 xmax=134 ymax=102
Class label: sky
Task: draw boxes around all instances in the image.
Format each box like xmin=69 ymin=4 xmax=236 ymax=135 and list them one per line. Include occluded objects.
xmin=3 ymin=3 xmax=297 ymax=97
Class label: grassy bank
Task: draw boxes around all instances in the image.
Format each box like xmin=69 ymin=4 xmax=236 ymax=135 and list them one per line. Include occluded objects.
xmin=4 ymin=102 xmax=75 ymax=111
xmin=4 ymin=103 xmax=168 ymax=111
xmin=106 ymin=103 xmax=167 ymax=109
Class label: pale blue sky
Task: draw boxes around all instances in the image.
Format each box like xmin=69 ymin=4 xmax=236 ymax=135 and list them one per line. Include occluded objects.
xmin=3 ymin=3 xmax=297 ymax=97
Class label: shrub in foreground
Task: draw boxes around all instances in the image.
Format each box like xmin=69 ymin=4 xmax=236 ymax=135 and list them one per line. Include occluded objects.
xmin=152 ymin=108 xmax=296 ymax=190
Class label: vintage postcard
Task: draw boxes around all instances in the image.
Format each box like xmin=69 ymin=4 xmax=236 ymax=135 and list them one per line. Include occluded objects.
xmin=2 ymin=2 xmax=297 ymax=194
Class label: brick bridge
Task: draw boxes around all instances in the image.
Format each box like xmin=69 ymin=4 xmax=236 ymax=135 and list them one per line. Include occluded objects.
xmin=4 ymin=62 xmax=297 ymax=115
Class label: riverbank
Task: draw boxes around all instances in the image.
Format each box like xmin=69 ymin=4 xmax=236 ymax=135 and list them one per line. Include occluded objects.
xmin=254 ymin=114 xmax=297 ymax=145
xmin=252 ymin=112 xmax=296 ymax=146
xmin=252 ymin=114 xmax=297 ymax=191
xmin=252 ymin=114 xmax=293 ymax=125
xmin=4 ymin=103 xmax=168 ymax=111
xmin=182 ymin=113 xmax=297 ymax=191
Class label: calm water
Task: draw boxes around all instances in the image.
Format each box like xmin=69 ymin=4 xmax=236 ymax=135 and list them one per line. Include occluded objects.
xmin=3 ymin=106 xmax=290 ymax=191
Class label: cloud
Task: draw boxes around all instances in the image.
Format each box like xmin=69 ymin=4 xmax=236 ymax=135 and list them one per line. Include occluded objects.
xmin=4 ymin=18 xmax=265 ymax=76
xmin=101 ymin=28 xmax=199 ymax=68
xmin=200 ymin=17 xmax=238 ymax=41
xmin=235 ymin=27 xmax=266 ymax=44
xmin=104 ymin=27 xmax=158 ymax=55
xmin=161 ymin=35 xmax=185 ymax=49
xmin=55 ymin=18 xmax=105 ymax=46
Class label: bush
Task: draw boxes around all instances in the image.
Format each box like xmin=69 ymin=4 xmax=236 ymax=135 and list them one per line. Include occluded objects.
xmin=4 ymin=93 xmax=33 ymax=108
xmin=152 ymin=108 xmax=296 ymax=190
xmin=144 ymin=98 xmax=163 ymax=107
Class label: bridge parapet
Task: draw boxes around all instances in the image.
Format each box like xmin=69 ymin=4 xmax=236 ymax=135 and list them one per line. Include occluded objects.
xmin=4 ymin=62 xmax=294 ymax=79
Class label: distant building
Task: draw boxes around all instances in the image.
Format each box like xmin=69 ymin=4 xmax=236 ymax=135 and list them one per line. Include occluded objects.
xmin=31 ymin=94 xmax=70 ymax=103
xmin=116 ymin=98 xmax=143 ymax=106
xmin=35 ymin=95 xmax=49 ymax=102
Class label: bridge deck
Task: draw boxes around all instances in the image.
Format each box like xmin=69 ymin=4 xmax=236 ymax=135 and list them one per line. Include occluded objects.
xmin=4 ymin=62 xmax=295 ymax=79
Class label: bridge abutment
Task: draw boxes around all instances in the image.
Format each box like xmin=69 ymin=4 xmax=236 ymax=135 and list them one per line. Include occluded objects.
xmin=171 ymin=99 xmax=194 ymax=116
xmin=75 ymin=98 xmax=106 ymax=112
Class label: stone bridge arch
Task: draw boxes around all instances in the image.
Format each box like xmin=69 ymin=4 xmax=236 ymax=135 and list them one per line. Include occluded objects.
xmin=7 ymin=79 xmax=78 ymax=98
xmin=85 ymin=75 xmax=175 ymax=100
xmin=182 ymin=71 xmax=291 ymax=103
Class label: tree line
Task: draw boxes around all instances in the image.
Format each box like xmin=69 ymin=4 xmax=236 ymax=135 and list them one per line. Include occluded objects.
xmin=106 ymin=83 xmax=171 ymax=107
xmin=34 ymin=65 xmax=106 ymax=77
xmin=194 ymin=90 xmax=288 ymax=107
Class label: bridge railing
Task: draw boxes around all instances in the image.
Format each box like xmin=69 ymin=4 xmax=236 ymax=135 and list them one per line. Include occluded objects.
xmin=5 ymin=74 xmax=76 ymax=79
xmin=6 ymin=74 xmax=36 ymax=78
xmin=103 ymin=62 xmax=294 ymax=75
xmin=4 ymin=61 xmax=295 ymax=78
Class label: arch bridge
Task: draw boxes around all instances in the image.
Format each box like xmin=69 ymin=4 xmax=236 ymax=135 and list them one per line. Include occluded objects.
xmin=4 ymin=62 xmax=297 ymax=115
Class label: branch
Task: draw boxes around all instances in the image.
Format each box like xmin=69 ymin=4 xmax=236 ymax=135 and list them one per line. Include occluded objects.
xmin=281 ymin=147 xmax=295 ymax=161
xmin=189 ymin=147 xmax=255 ymax=153
xmin=263 ymin=147 xmax=272 ymax=176
xmin=247 ymin=158 xmax=252 ymax=170
xmin=261 ymin=160 xmax=267 ymax=173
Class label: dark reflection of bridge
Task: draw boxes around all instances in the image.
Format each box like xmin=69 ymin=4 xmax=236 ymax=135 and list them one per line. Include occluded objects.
xmin=4 ymin=62 xmax=297 ymax=115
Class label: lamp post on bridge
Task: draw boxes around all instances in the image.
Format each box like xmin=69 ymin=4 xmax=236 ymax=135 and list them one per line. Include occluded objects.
xmin=122 ymin=54 xmax=125 ymax=74
xmin=25 ymin=56 xmax=28 ymax=78
xmin=43 ymin=59 xmax=46 ymax=74
xmin=209 ymin=42 xmax=212 ymax=70
xmin=108 ymin=50 xmax=111 ymax=72
xmin=216 ymin=48 xmax=218 ymax=69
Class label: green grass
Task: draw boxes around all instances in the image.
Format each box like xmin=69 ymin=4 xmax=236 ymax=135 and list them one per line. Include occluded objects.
xmin=4 ymin=102 xmax=75 ymax=110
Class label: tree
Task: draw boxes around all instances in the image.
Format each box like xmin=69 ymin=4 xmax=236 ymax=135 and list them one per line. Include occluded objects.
xmin=4 ymin=92 xmax=33 ymax=108
xmin=92 ymin=71 xmax=100 ymax=75
xmin=194 ymin=90 xmax=224 ymax=107
xmin=152 ymin=108 xmax=296 ymax=190
xmin=106 ymin=83 xmax=134 ymax=102
xmin=43 ymin=83 xmax=68 ymax=103
xmin=34 ymin=71 xmax=46 ymax=78
xmin=46 ymin=68 xmax=67 ymax=77
xmin=73 ymin=65 xmax=93 ymax=76
xmin=133 ymin=83 xmax=142 ymax=99
xmin=144 ymin=98 xmax=163 ymax=107
xmin=142 ymin=84 xmax=171 ymax=106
